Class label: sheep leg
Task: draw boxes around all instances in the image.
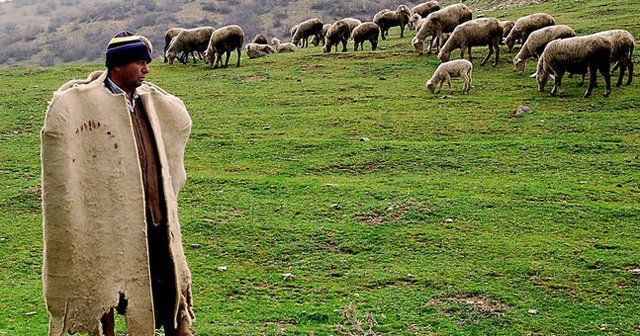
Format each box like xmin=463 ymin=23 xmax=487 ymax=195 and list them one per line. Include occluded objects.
xmin=551 ymin=71 xmax=564 ymax=96
xmin=462 ymin=72 xmax=471 ymax=94
xmin=492 ymin=41 xmax=499 ymax=66
xmin=224 ymin=50 xmax=231 ymax=68
xmin=616 ymin=62 xmax=625 ymax=87
xmin=191 ymin=51 xmax=197 ymax=64
xmin=600 ymin=64 xmax=611 ymax=97
xmin=400 ymin=25 xmax=404 ymax=38
xmin=371 ymin=39 xmax=377 ymax=51
xmin=236 ymin=47 xmax=241 ymax=67
xmin=341 ymin=40 xmax=347 ymax=52
xmin=627 ymin=56 xmax=634 ymax=85
xmin=584 ymin=66 xmax=597 ymax=98
xmin=353 ymin=41 xmax=358 ymax=51
xmin=481 ymin=44 xmax=491 ymax=66
xmin=445 ymin=73 xmax=453 ymax=94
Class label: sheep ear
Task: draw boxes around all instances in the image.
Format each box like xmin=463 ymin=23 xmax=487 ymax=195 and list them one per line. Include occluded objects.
xmin=529 ymin=73 xmax=537 ymax=78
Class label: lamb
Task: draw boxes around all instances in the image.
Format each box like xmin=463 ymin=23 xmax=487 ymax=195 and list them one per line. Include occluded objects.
xmin=292 ymin=18 xmax=324 ymax=48
xmin=412 ymin=3 xmax=473 ymax=55
xmin=504 ymin=13 xmax=556 ymax=52
xmin=204 ymin=25 xmax=244 ymax=69
xmin=499 ymin=20 xmax=515 ymax=42
xmin=373 ymin=4 xmax=411 ymax=40
xmin=324 ymin=20 xmax=351 ymax=53
xmin=245 ymin=43 xmax=274 ymax=59
xmin=513 ymin=25 xmax=576 ymax=74
xmin=352 ymin=22 xmax=380 ymax=51
xmin=165 ymin=26 xmax=215 ymax=65
xmin=312 ymin=24 xmax=332 ymax=46
xmin=593 ymin=29 xmax=635 ymax=86
xmin=437 ymin=18 xmax=502 ymax=66
xmin=252 ymin=33 xmax=269 ymax=44
xmin=426 ymin=59 xmax=473 ymax=94
xmin=407 ymin=14 xmax=426 ymax=32
xmin=535 ymin=34 xmax=612 ymax=98
xmin=411 ymin=1 xmax=440 ymax=18
xmin=271 ymin=38 xmax=297 ymax=53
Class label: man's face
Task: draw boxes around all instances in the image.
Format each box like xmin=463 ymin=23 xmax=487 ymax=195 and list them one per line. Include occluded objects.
xmin=112 ymin=60 xmax=149 ymax=90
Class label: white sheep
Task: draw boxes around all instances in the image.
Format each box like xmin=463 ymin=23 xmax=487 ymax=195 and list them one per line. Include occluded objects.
xmin=411 ymin=1 xmax=440 ymax=18
xmin=373 ymin=4 xmax=411 ymax=40
xmin=535 ymin=34 xmax=612 ymax=98
xmin=513 ymin=25 xmax=576 ymax=74
xmin=292 ymin=18 xmax=324 ymax=48
xmin=504 ymin=13 xmax=556 ymax=52
xmin=437 ymin=18 xmax=502 ymax=66
xmin=412 ymin=3 xmax=473 ymax=55
xmin=245 ymin=43 xmax=274 ymax=59
xmin=271 ymin=38 xmax=297 ymax=53
xmin=426 ymin=59 xmax=473 ymax=94
xmin=204 ymin=25 xmax=244 ymax=69
xmin=593 ymin=29 xmax=635 ymax=86
xmin=165 ymin=26 xmax=215 ymax=65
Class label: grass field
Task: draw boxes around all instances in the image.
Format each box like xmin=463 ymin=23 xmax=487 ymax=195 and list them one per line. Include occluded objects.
xmin=1 ymin=0 xmax=640 ymax=335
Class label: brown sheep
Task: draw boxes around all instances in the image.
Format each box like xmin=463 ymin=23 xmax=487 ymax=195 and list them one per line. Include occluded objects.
xmin=412 ymin=3 xmax=473 ymax=55
xmin=204 ymin=25 xmax=244 ymax=69
xmin=504 ymin=13 xmax=556 ymax=52
xmin=312 ymin=24 xmax=332 ymax=46
xmin=252 ymin=33 xmax=268 ymax=44
xmin=513 ymin=25 xmax=576 ymax=74
xmin=165 ymin=26 xmax=215 ymax=65
xmin=292 ymin=18 xmax=324 ymax=48
xmin=437 ymin=18 xmax=502 ymax=66
xmin=373 ymin=4 xmax=411 ymax=40
xmin=535 ymin=34 xmax=612 ymax=98
xmin=163 ymin=28 xmax=185 ymax=63
xmin=324 ymin=20 xmax=351 ymax=53
xmin=411 ymin=1 xmax=440 ymax=18
xmin=245 ymin=43 xmax=274 ymax=59
xmin=271 ymin=38 xmax=297 ymax=53
xmin=499 ymin=20 xmax=515 ymax=43
xmin=593 ymin=29 xmax=635 ymax=86
xmin=352 ymin=22 xmax=380 ymax=51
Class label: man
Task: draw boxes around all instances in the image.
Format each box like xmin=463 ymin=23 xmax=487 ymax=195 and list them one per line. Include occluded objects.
xmin=41 ymin=32 xmax=194 ymax=336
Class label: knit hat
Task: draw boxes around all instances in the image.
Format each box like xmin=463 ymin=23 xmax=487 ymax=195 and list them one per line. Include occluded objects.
xmin=105 ymin=31 xmax=152 ymax=68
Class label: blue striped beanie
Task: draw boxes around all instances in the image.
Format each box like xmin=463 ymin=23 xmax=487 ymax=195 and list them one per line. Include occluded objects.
xmin=105 ymin=31 xmax=152 ymax=68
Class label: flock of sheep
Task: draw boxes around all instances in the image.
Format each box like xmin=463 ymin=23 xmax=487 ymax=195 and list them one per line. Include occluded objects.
xmin=162 ymin=1 xmax=635 ymax=98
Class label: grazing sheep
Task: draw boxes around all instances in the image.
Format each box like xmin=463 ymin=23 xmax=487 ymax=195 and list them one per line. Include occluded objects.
xmin=324 ymin=20 xmax=351 ymax=53
xmin=204 ymin=25 xmax=244 ymax=69
xmin=163 ymin=27 xmax=185 ymax=63
xmin=271 ymin=38 xmax=297 ymax=53
xmin=412 ymin=3 xmax=473 ymax=55
xmin=373 ymin=4 xmax=412 ymax=40
xmin=245 ymin=43 xmax=274 ymax=59
xmin=535 ymin=34 xmax=612 ymax=98
xmin=513 ymin=25 xmax=576 ymax=74
xmin=411 ymin=1 xmax=440 ymax=17
xmin=352 ymin=22 xmax=380 ymax=51
xmin=252 ymin=33 xmax=268 ymax=44
xmin=426 ymin=59 xmax=473 ymax=94
xmin=437 ymin=18 xmax=502 ymax=66
xmin=504 ymin=13 xmax=556 ymax=52
xmin=165 ymin=26 xmax=215 ymax=65
xmin=292 ymin=18 xmax=324 ymax=48
xmin=312 ymin=23 xmax=332 ymax=46
xmin=290 ymin=25 xmax=299 ymax=38
xmin=593 ymin=29 xmax=635 ymax=86
xmin=341 ymin=17 xmax=362 ymax=32
xmin=499 ymin=20 xmax=515 ymax=42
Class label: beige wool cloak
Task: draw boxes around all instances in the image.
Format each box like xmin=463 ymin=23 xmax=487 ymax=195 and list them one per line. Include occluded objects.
xmin=41 ymin=71 xmax=194 ymax=336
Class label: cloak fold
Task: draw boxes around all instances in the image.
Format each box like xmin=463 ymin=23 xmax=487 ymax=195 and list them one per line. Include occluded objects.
xmin=41 ymin=71 xmax=194 ymax=336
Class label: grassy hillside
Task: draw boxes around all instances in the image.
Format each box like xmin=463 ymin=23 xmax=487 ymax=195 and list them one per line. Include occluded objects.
xmin=1 ymin=0 xmax=639 ymax=334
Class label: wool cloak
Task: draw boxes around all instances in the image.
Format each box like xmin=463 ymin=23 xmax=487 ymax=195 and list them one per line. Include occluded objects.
xmin=41 ymin=71 xmax=194 ymax=336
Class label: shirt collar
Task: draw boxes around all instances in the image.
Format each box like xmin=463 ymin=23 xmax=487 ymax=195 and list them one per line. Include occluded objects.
xmin=105 ymin=77 xmax=139 ymax=113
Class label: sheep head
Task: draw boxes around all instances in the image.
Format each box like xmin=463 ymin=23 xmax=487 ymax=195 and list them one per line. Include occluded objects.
xmin=426 ymin=79 xmax=437 ymax=93
xmin=513 ymin=57 xmax=525 ymax=74
xmin=412 ymin=37 xmax=424 ymax=55
xmin=437 ymin=49 xmax=450 ymax=62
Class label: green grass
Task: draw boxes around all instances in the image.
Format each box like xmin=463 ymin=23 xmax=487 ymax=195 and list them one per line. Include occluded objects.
xmin=1 ymin=0 xmax=640 ymax=335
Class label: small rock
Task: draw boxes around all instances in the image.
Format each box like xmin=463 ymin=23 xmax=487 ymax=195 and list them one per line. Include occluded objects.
xmin=440 ymin=95 xmax=456 ymax=99
xmin=359 ymin=137 xmax=369 ymax=142
xmin=282 ymin=273 xmax=296 ymax=281
xmin=202 ymin=218 xmax=214 ymax=223
xmin=515 ymin=105 xmax=534 ymax=115
xmin=330 ymin=204 xmax=342 ymax=210
xmin=629 ymin=268 xmax=640 ymax=275
xmin=599 ymin=324 xmax=608 ymax=331
xmin=25 ymin=311 xmax=37 ymax=316
xmin=527 ymin=309 xmax=539 ymax=315
xmin=324 ymin=183 xmax=339 ymax=187
xmin=379 ymin=77 xmax=387 ymax=81
xmin=444 ymin=218 xmax=454 ymax=223
xmin=263 ymin=126 xmax=271 ymax=130
xmin=191 ymin=243 xmax=201 ymax=249
xmin=217 ymin=266 xmax=228 ymax=272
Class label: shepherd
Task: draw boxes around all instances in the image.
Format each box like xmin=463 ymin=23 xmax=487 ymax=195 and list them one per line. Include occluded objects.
xmin=41 ymin=31 xmax=195 ymax=336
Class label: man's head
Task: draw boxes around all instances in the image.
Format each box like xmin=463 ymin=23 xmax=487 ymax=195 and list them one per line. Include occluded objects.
xmin=106 ymin=32 xmax=152 ymax=92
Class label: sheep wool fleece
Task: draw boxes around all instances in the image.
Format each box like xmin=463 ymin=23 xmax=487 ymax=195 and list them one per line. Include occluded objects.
xmin=41 ymin=70 xmax=194 ymax=336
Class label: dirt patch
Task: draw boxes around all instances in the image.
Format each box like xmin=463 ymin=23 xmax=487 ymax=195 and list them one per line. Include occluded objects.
xmin=237 ymin=74 xmax=268 ymax=82
xmin=429 ymin=294 xmax=514 ymax=321
xmin=300 ymin=64 xmax=324 ymax=72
